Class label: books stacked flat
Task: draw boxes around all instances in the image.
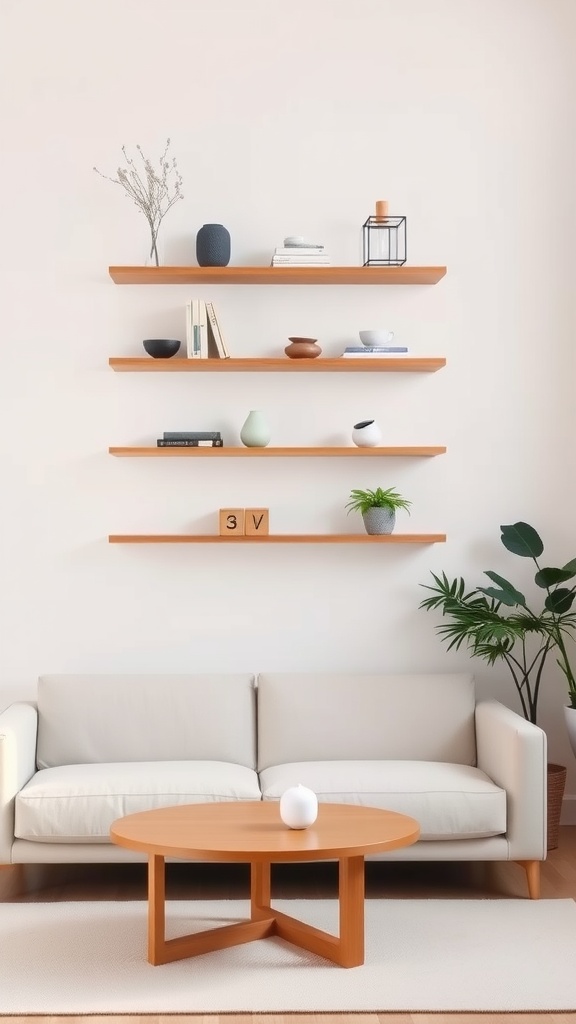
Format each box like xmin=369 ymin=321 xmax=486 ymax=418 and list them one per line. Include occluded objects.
xmin=271 ymin=236 xmax=330 ymax=267
xmin=157 ymin=431 xmax=223 ymax=448
xmin=341 ymin=346 xmax=409 ymax=358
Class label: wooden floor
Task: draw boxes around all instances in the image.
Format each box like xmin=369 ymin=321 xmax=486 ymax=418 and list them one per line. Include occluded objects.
xmin=2 ymin=827 xmax=576 ymax=1024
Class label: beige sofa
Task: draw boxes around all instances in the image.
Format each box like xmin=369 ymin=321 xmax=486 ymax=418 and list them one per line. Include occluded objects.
xmin=0 ymin=672 xmax=547 ymax=896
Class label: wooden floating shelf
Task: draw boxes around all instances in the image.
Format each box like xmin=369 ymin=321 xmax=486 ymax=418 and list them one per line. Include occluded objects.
xmin=109 ymin=357 xmax=446 ymax=373
xmin=108 ymin=266 xmax=447 ymax=286
xmin=109 ymin=446 xmax=446 ymax=458
xmin=108 ymin=533 xmax=447 ymax=545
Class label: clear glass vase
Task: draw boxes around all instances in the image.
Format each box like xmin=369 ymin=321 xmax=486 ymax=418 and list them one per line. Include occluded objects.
xmin=144 ymin=231 xmax=161 ymax=267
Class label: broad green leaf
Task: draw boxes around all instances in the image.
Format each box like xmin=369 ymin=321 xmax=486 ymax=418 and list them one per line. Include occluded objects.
xmin=500 ymin=522 xmax=543 ymax=558
xmin=535 ymin=567 xmax=575 ymax=588
xmin=545 ymin=589 xmax=576 ymax=614
xmin=483 ymin=571 xmax=526 ymax=605
xmin=562 ymin=557 xmax=576 ymax=576
xmin=478 ymin=585 xmax=521 ymax=607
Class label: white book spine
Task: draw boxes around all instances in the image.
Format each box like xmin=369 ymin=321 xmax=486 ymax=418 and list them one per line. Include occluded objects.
xmin=191 ymin=299 xmax=201 ymax=358
xmin=198 ymin=299 xmax=208 ymax=358
xmin=185 ymin=300 xmax=193 ymax=358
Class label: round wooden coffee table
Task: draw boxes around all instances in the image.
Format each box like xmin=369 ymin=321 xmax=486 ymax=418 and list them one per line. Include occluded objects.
xmin=110 ymin=800 xmax=419 ymax=967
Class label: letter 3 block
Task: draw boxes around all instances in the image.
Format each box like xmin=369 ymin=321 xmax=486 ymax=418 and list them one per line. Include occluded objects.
xmin=219 ymin=508 xmax=245 ymax=535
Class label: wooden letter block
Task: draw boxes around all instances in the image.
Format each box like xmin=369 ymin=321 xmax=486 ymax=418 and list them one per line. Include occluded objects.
xmin=245 ymin=508 xmax=269 ymax=536
xmin=219 ymin=508 xmax=245 ymax=535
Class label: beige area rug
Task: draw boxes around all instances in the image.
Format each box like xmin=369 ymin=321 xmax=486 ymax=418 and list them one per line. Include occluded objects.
xmin=1 ymin=898 xmax=576 ymax=1014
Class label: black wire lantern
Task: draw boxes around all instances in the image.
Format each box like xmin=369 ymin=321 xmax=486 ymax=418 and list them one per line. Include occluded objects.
xmin=362 ymin=200 xmax=407 ymax=266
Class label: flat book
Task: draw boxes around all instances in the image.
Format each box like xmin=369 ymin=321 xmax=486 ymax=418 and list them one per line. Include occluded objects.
xmin=273 ymin=247 xmax=326 ymax=254
xmin=343 ymin=346 xmax=409 ymax=353
xmin=157 ymin=438 xmax=224 ymax=447
xmin=163 ymin=431 xmax=222 ymax=440
xmin=341 ymin=351 xmax=410 ymax=358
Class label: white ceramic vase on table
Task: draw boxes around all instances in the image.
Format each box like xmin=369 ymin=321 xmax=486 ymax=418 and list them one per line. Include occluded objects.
xmin=279 ymin=785 xmax=318 ymax=829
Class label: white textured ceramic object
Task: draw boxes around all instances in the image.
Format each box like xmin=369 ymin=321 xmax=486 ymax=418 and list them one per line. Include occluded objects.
xmin=359 ymin=329 xmax=395 ymax=347
xmin=352 ymin=419 xmax=382 ymax=447
xmin=279 ymin=784 xmax=318 ymax=829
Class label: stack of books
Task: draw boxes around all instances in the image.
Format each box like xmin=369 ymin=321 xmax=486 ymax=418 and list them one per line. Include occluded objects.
xmin=157 ymin=431 xmax=223 ymax=448
xmin=341 ymin=345 xmax=409 ymax=358
xmin=271 ymin=238 xmax=330 ymax=267
xmin=186 ymin=300 xmax=230 ymax=358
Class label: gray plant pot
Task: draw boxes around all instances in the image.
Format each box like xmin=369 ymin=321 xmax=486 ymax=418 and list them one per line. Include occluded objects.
xmin=362 ymin=507 xmax=396 ymax=535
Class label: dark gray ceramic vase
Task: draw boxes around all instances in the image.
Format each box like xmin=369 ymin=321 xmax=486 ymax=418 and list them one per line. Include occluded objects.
xmin=196 ymin=223 xmax=231 ymax=267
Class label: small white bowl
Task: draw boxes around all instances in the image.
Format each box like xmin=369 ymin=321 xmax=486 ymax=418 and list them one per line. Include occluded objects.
xmin=359 ymin=329 xmax=395 ymax=347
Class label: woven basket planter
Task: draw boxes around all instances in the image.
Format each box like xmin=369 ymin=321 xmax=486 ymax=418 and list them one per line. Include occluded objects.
xmin=546 ymin=762 xmax=567 ymax=851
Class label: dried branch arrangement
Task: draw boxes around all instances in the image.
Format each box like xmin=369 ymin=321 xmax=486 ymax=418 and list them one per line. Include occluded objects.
xmin=94 ymin=139 xmax=184 ymax=265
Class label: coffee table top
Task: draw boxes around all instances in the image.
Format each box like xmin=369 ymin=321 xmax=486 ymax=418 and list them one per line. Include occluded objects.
xmin=110 ymin=801 xmax=419 ymax=862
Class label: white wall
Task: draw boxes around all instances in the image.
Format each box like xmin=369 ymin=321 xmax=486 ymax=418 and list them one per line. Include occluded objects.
xmin=1 ymin=0 xmax=576 ymax=814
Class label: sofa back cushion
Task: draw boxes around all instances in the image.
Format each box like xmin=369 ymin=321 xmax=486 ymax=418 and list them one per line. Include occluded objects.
xmin=36 ymin=674 xmax=256 ymax=769
xmin=257 ymin=673 xmax=476 ymax=770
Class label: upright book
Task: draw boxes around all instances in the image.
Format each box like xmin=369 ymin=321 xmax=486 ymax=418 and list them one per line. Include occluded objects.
xmin=185 ymin=300 xmax=194 ymax=358
xmin=186 ymin=299 xmax=208 ymax=358
xmin=205 ymin=301 xmax=230 ymax=358
xmin=198 ymin=299 xmax=209 ymax=358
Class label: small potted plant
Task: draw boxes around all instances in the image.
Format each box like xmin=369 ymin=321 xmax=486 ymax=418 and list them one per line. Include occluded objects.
xmin=345 ymin=486 xmax=411 ymax=535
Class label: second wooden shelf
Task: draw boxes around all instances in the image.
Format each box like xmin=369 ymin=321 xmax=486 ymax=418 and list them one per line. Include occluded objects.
xmin=109 ymin=446 xmax=446 ymax=458
xmin=109 ymin=357 xmax=446 ymax=373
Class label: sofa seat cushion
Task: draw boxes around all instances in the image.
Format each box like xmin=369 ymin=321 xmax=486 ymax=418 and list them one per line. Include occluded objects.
xmin=15 ymin=761 xmax=262 ymax=843
xmin=259 ymin=761 xmax=506 ymax=841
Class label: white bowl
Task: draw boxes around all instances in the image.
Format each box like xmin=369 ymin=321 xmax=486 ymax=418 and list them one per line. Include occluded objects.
xmin=359 ymin=329 xmax=395 ymax=347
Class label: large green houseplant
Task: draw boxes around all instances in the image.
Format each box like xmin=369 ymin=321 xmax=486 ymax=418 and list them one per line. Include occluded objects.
xmin=419 ymin=522 xmax=576 ymax=725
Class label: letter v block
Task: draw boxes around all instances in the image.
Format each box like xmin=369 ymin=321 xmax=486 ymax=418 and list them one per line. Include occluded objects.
xmin=245 ymin=508 xmax=269 ymax=536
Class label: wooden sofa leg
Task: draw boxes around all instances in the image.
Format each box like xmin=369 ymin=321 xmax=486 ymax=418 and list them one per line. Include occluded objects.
xmin=515 ymin=859 xmax=541 ymax=899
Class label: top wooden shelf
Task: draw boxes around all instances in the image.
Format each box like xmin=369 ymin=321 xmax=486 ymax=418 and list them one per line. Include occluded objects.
xmin=108 ymin=266 xmax=447 ymax=286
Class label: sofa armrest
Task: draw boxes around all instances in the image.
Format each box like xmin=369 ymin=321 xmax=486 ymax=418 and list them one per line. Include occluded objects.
xmin=475 ymin=699 xmax=547 ymax=860
xmin=0 ymin=703 xmax=38 ymax=863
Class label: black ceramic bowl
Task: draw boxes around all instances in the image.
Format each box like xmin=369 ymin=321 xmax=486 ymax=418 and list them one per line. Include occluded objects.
xmin=143 ymin=338 xmax=181 ymax=359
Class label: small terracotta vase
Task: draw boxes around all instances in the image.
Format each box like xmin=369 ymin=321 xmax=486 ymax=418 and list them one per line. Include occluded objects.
xmin=284 ymin=337 xmax=322 ymax=359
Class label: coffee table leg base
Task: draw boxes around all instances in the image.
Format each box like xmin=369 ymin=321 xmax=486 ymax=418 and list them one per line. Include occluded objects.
xmin=147 ymin=854 xmax=365 ymax=968
xmin=151 ymin=916 xmax=277 ymax=966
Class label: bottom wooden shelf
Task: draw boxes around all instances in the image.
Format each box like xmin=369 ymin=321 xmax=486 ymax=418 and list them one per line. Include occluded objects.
xmin=108 ymin=533 xmax=446 ymax=545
